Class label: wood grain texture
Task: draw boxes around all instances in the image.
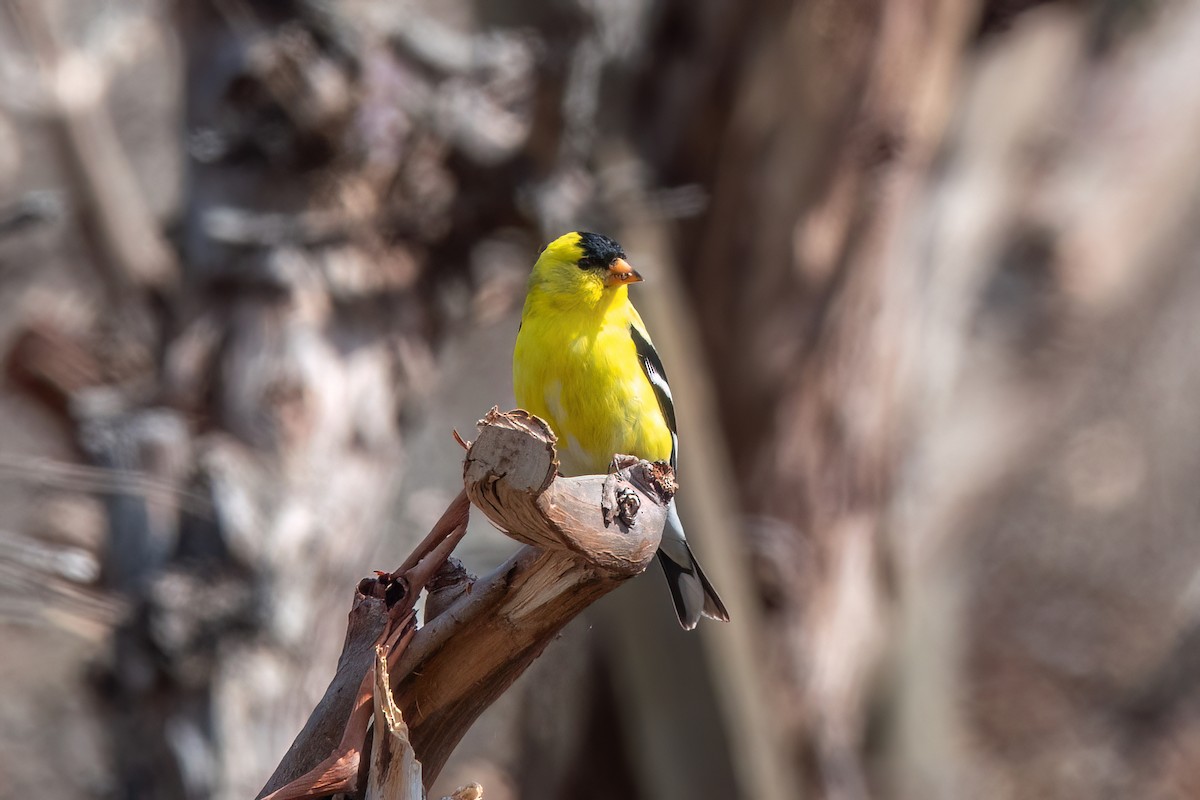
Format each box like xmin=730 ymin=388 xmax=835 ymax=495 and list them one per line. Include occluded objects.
xmin=402 ymin=409 xmax=672 ymax=786
xmin=463 ymin=408 xmax=671 ymax=573
xmin=258 ymin=409 xmax=674 ymax=794
xmin=256 ymin=590 xmax=388 ymax=796
xmin=366 ymin=646 xmax=424 ymax=800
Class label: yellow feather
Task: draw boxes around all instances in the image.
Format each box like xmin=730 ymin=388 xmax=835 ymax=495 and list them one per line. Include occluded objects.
xmin=514 ymin=233 xmax=674 ymax=476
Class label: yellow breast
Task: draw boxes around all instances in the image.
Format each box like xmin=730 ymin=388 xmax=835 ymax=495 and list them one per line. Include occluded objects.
xmin=513 ymin=292 xmax=673 ymax=476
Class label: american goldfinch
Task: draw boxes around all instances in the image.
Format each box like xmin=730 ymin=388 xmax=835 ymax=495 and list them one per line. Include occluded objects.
xmin=513 ymin=231 xmax=729 ymax=629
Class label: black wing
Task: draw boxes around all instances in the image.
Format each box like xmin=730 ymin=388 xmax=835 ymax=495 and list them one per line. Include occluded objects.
xmin=630 ymin=324 xmax=679 ymax=471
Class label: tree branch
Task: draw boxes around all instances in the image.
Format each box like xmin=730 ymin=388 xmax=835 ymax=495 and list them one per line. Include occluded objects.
xmin=258 ymin=408 xmax=674 ymax=797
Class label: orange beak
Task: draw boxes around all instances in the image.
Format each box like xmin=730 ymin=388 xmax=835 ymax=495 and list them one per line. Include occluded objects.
xmin=605 ymin=258 xmax=644 ymax=287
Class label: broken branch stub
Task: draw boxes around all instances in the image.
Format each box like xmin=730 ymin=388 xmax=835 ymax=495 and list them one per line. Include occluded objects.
xmin=387 ymin=408 xmax=674 ymax=786
xmin=365 ymin=646 xmax=423 ymax=800
xmin=258 ymin=408 xmax=676 ymax=796
xmin=463 ymin=408 xmax=673 ymax=574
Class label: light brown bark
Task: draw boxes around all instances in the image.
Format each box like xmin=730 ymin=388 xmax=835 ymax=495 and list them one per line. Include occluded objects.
xmin=259 ymin=409 xmax=674 ymax=796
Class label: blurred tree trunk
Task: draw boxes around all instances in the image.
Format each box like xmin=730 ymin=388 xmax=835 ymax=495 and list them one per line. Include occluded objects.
xmin=7 ymin=1 xmax=1200 ymax=799
xmin=0 ymin=2 xmax=475 ymax=798
xmin=631 ymin=1 xmax=1200 ymax=798
xmin=626 ymin=1 xmax=974 ymax=794
xmin=89 ymin=2 xmax=430 ymax=796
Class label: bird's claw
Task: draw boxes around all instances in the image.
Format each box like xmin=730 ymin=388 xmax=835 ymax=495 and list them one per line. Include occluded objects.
xmin=615 ymin=487 xmax=640 ymax=527
xmin=608 ymin=454 xmax=640 ymax=472
xmin=602 ymin=454 xmax=641 ymax=526
xmin=601 ymin=477 xmax=641 ymax=528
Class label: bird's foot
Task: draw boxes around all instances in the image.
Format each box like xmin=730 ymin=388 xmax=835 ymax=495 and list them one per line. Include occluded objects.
xmin=607 ymin=453 xmax=641 ymax=472
xmin=602 ymin=454 xmax=642 ymax=527
xmin=614 ymin=487 xmax=640 ymax=527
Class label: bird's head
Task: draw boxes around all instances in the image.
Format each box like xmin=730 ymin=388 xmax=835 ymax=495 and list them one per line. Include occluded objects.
xmin=527 ymin=231 xmax=642 ymax=309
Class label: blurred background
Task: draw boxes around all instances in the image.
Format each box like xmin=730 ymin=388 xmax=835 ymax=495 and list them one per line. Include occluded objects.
xmin=2 ymin=0 xmax=1200 ymax=799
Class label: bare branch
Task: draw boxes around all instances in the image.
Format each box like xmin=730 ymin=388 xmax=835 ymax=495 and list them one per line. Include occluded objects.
xmin=461 ymin=408 xmax=671 ymax=572
xmin=258 ymin=408 xmax=673 ymax=795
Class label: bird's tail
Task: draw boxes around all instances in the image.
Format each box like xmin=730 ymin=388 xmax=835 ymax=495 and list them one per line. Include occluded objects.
xmin=657 ymin=501 xmax=730 ymax=630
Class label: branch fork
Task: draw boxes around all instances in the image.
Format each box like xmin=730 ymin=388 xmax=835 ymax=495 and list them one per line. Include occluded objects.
xmin=258 ymin=409 xmax=674 ymax=798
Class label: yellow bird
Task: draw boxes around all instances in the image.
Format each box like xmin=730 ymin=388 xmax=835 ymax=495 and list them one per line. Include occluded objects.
xmin=513 ymin=231 xmax=729 ymax=628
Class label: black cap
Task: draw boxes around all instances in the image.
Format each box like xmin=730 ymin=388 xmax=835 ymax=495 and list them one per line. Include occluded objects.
xmin=576 ymin=232 xmax=626 ymax=269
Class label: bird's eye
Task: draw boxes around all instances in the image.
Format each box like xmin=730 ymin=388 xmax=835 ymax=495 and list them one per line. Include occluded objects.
xmin=577 ymin=257 xmax=598 ymax=270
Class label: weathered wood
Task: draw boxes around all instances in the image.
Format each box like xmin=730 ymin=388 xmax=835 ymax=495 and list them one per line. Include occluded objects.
xmin=255 ymin=589 xmax=388 ymax=797
xmin=258 ymin=409 xmax=673 ymax=795
xmin=256 ymin=492 xmax=470 ymax=800
xmin=365 ymin=646 xmax=424 ymax=800
xmin=439 ymin=783 xmax=484 ymax=800
xmin=400 ymin=409 xmax=672 ymax=787
xmin=461 ymin=408 xmax=669 ymax=573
